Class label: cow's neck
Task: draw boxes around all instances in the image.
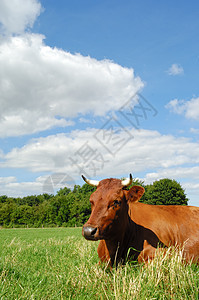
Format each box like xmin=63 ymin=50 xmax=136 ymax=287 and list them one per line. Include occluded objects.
xmin=104 ymin=215 xmax=137 ymax=266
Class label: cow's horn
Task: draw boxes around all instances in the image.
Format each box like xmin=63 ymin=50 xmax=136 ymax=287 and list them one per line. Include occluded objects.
xmin=121 ymin=174 xmax=133 ymax=186
xmin=82 ymin=175 xmax=99 ymax=187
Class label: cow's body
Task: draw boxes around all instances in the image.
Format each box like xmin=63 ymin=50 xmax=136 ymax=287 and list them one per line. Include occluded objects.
xmin=82 ymin=176 xmax=199 ymax=266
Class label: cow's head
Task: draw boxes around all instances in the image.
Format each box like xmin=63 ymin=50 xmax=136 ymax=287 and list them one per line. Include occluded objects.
xmin=82 ymin=174 xmax=145 ymax=241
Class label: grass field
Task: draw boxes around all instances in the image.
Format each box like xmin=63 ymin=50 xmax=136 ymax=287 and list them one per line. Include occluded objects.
xmin=0 ymin=228 xmax=198 ymax=299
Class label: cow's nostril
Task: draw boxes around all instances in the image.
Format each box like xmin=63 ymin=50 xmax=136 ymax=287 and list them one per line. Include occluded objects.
xmin=83 ymin=226 xmax=98 ymax=240
xmin=91 ymin=227 xmax=97 ymax=236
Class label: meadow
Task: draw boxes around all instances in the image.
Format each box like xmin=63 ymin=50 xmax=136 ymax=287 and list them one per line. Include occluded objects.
xmin=0 ymin=228 xmax=198 ymax=299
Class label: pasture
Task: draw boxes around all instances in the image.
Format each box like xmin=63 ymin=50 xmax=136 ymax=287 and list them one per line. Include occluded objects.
xmin=0 ymin=228 xmax=198 ymax=299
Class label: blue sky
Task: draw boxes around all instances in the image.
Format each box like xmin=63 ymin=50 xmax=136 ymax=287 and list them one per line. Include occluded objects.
xmin=0 ymin=0 xmax=199 ymax=206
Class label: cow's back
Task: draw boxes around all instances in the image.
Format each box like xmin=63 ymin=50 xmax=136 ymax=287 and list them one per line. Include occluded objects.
xmin=129 ymin=203 xmax=199 ymax=251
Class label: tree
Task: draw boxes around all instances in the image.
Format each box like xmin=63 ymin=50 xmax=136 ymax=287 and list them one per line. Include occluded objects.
xmin=141 ymin=178 xmax=188 ymax=205
xmin=0 ymin=178 xmax=189 ymax=228
xmin=11 ymin=205 xmax=34 ymax=226
xmin=0 ymin=195 xmax=8 ymax=203
xmin=57 ymin=187 xmax=71 ymax=196
xmin=0 ymin=198 xmax=17 ymax=226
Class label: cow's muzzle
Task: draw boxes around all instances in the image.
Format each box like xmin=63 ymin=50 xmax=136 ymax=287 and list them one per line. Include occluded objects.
xmin=82 ymin=226 xmax=99 ymax=240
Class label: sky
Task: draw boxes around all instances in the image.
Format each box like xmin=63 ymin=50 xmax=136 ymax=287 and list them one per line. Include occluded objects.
xmin=0 ymin=0 xmax=199 ymax=206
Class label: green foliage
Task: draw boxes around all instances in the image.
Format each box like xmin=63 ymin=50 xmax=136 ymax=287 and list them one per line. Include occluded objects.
xmin=0 ymin=178 xmax=187 ymax=228
xmin=141 ymin=178 xmax=188 ymax=205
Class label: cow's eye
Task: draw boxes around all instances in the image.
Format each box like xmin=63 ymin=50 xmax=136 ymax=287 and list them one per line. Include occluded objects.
xmin=108 ymin=200 xmax=121 ymax=209
xmin=113 ymin=200 xmax=121 ymax=207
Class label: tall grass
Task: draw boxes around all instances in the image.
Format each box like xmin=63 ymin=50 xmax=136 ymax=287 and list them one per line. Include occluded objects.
xmin=0 ymin=228 xmax=198 ymax=299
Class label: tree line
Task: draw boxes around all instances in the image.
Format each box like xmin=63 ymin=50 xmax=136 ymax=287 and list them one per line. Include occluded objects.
xmin=0 ymin=178 xmax=188 ymax=228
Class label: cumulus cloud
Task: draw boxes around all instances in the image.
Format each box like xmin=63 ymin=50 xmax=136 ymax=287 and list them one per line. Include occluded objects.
xmin=145 ymin=166 xmax=199 ymax=183
xmin=0 ymin=0 xmax=42 ymax=35
xmin=167 ymin=63 xmax=184 ymax=75
xmin=0 ymin=34 xmax=143 ymax=137
xmin=0 ymin=176 xmax=44 ymax=197
xmin=1 ymin=128 xmax=199 ymax=175
xmin=0 ymin=0 xmax=143 ymax=138
xmin=190 ymin=128 xmax=199 ymax=134
xmin=79 ymin=118 xmax=94 ymax=124
xmin=0 ymin=0 xmax=145 ymax=197
xmin=1 ymin=128 xmax=199 ymax=203
xmin=0 ymin=114 xmax=73 ymax=137
xmin=166 ymin=97 xmax=199 ymax=120
xmin=0 ymin=174 xmax=77 ymax=197
xmin=0 ymin=176 xmax=16 ymax=184
xmin=0 ymin=0 xmax=198 ymax=206
xmin=165 ymin=99 xmax=185 ymax=114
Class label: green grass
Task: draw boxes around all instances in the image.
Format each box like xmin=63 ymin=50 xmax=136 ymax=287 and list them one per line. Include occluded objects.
xmin=0 ymin=228 xmax=198 ymax=299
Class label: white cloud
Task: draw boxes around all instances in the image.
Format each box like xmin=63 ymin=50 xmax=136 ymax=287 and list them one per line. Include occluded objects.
xmin=185 ymin=97 xmax=199 ymax=119
xmin=190 ymin=128 xmax=199 ymax=134
xmin=183 ymin=182 xmax=199 ymax=191
xmin=79 ymin=118 xmax=94 ymax=124
xmin=0 ymin=0 xmax=143 ymax=138
xmin=0 ymin=176 xmax=43 ymax=197
xmin=0 ymin=34 xmax=143 ymax=137
xmin=145 ymin=166 xmax=199 ymax=182
xmin=0 ymin=176 xmax=16 ymax=184
xmin=1 ymin=128 xmax=199 ymax=175
xmin=0 ymin=0 xmax=198 ymax=207
xmin=0 ymin=114 xmax=73 ymax=138
xmin=0 ymin=0 xmax=42 ymax=35
xmin=1 ymin=128 xmax=199 ymax=205
xmin=166 ymin=97 xmax=199 ymax=120
xmin=0 ymin=174 xmax=74 ymax=197
xmin=167 ymin=63 xmax=184 ymax=75
xmin=165 ymin=99 xmax=186 ymax=114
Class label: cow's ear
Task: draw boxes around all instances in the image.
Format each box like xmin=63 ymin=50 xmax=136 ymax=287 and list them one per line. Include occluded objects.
xmin=126 ymin=185 xmax=145 ymax=203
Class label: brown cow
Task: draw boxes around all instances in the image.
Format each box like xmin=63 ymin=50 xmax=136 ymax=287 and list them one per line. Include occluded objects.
xmin=82 ymin=174 xmax=199 ymax=266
